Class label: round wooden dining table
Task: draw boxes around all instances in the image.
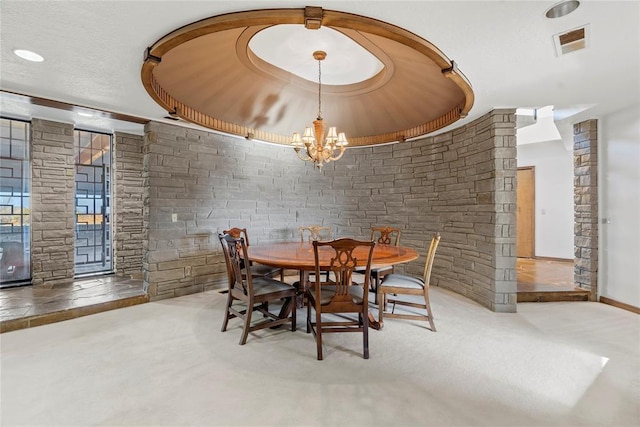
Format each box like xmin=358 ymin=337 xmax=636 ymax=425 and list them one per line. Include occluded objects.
xmin=247 ymin=241 xmax=419 ymax=329
xmin=248 ymin=241 xmax=418 ymax=271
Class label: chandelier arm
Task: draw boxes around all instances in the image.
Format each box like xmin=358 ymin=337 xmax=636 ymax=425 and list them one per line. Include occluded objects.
xmin=327 ymin=146 xmax=347 ymax=162
xmin=294 ymin=147 xmax=312 ymax=162
xmin=297 ymin=152 xmax=312 ymax=162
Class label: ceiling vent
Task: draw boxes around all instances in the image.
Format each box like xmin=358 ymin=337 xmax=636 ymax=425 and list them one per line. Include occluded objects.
xmin=553 ymin=24 xmax=589 ymax=56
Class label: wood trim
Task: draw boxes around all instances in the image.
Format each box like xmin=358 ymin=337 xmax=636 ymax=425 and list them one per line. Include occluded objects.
xmin=517 ymin=166 xmax=536 ymax=257
xmin=600 ymin=296 xmax=640 ymax=314
xmin=0 ymin=90 xmax=148 ymax=125
xmin=140 ymin=7 xmax=474 ymax=147
xmin=534 ymin=256 xmax=573 ymax=262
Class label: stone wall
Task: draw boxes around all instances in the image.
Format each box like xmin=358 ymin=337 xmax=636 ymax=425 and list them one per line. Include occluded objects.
xmin=142 ymin=121 xmax=337 ymax=299
xmin=338 ymin=109 xmax=517 ymax=311
xmin=143 ymin=110 xmax=517 ymax=311
xmin=114 ymin=132 xmax=144 ymax=279
xmin=574 ymin=119 xmax=598 ymax=299
xmin=30 ymin=119 xmax=75 ymax=288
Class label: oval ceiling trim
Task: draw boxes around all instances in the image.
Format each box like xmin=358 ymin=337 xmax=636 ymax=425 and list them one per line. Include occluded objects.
xmin=141 ymin=7 xmax=474 ymax=146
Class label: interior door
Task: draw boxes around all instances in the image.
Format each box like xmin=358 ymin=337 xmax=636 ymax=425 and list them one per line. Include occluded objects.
xmin=517 ymin=167 xmax=535 ymax=258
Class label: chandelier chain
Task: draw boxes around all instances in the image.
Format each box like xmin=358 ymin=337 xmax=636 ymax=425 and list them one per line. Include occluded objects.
xmin=317 ymin=58 xmax=322 ymax=119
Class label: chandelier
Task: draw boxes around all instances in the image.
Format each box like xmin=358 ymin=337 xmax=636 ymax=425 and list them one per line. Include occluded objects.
xmin=291 ymin=50 xmax=348 ymax=169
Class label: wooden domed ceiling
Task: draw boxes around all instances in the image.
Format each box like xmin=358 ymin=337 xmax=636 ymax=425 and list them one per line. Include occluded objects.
xmin=141 ymin=6 xmax=474 ymax=147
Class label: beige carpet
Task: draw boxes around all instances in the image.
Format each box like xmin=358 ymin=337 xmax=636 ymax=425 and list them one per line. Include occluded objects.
xmin=1 ymin=287 xmax=638 ymax=426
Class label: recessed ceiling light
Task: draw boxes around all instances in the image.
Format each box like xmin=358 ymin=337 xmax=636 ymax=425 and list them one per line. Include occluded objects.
xmin=545 ymin=1 xmax=580 ymax=19
xmin=77 ymin=111 xmax=94 ymax=117
xmin=13 ymin=49 xmax=44 ymax=62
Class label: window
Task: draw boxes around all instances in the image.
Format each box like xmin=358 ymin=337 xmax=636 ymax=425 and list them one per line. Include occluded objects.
xmin=0 ymin=118 xmax=31 ymax=287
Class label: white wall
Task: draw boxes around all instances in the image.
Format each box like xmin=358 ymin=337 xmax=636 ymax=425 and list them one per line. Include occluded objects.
xmin=600 ymin=104 xmax=640 ymax=307
xmin=517 ymin=140 xmax=574 ymax=259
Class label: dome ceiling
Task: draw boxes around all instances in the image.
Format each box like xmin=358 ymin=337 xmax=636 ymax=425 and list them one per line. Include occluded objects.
xmin=141 ymin=6 xmax=474 ymax=147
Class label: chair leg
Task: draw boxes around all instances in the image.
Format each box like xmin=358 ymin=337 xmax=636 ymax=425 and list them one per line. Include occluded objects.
xmin=425 ymin=289 xmax=436 ymax=332
xmin=290 ymin=296 xmax=297 ymax=332
xmin=373 ymin=274 xmax=380 ymax=305
xmin=221 ymin=294 xmax=233 ymax=332
xmin=306 ymin=298 xmax=312 ymax=333
xmin=239 ymin=304 xmax=253 ymax=345
xmin=378 ymin=291 xmax=385 ymax=323
xmin=369 ymin=272 xmax=376 ymax=294
xmin=363 ymin=312 xmax=369 ymax=359
xmin=316 ymin=308 xmax=323 ymax=360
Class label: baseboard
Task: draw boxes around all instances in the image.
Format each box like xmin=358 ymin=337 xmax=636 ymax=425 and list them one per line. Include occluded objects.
xmin=600 ymin=296 xmax=640 ymax=314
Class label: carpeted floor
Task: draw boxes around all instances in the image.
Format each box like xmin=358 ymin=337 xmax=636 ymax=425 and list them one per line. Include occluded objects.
xmin=1 ymin=287 xmax=638 ymax=426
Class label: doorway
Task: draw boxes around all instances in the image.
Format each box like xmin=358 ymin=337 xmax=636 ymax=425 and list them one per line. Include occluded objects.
xmin=74 ymin=130 xmax=113 ymax=276
xmin=515 ymin=165 xmax=587 ymax=301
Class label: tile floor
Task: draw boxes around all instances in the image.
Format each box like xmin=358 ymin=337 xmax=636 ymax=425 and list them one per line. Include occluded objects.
xmin=0 ymin=275 xmax=147 ymax=333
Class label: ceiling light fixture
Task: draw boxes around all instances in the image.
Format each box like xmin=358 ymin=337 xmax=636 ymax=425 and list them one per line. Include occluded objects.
xmin=545 ymin=1 xmax=580 ymax=19
xmin=13 ymin=49 xmax=44 ymax=62
xmin=291 ymin=51 xmax=348 ymax=169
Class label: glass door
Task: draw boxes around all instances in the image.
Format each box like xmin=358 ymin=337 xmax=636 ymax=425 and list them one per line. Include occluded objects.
xmin=74 ymin=130 xmax=112 ymax=276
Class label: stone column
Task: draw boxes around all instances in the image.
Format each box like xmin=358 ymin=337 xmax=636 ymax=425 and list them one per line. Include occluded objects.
xmin=30 ymin=119 xmax=75 ymax=288
xmin=491 ymin=110 xmax=519 ymax=312
xmin=113 ymin=132 xmax=144 ymax=279
xmin=574 ymin=119 xmax=598 ymax=300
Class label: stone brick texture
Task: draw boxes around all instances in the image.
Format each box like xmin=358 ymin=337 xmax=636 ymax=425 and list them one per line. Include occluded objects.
xmin=30 ymin=119 xmax=75 ymax=288
xmin=113 ymin=132 xmax=144 ymax=279
xmin=573 ymin=119 xmax=598 ymax=300
xmin=143 ymin=110 xmax=517 ymax=311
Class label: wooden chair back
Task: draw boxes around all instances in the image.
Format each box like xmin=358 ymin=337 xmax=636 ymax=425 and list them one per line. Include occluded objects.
xmin=218 ymin=232 xmax=297 ymax=344
xmin=377 ymin=232 xmax=441 ymax=332
xmin=218 ymin=233 xmax=252 ymax=297
xmin=370 ymin=226 xmax=401 ymax=246
xmin=300 ymin=225 xmax=331 ymax=242
xmin=223 ymin=227 xmax=283 ymax=280
xmin=224 ymin=227 xmax=250 ymax=245
xmin=308 ymin=238 xmax=375 ymax=359
xmin=313 ymin=238 xmax=375 ymax=307
xmin=422 ymin=233 xmax=441 ymax=285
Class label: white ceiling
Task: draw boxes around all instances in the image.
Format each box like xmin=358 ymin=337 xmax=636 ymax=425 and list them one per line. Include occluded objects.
xmin=1 ymin=1 xmax=638 ymax=138
xmin=249 ymin=25 xmax=385 ymax=85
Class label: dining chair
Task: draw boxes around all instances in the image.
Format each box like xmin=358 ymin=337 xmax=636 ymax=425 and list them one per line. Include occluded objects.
xmin=378 ymin=232 xmax=441 ymax=331
xmin=299 ymin=225 xmax=332 ymax=282
xmin=218 ymin=233 xmax=297 ymax=345
xmin=299 ymin=225 xmax=331 ymax=242
xmin=355 ymin=226 xmax=401 ymax=304
xmin=224 ymin=227 xmax=284 ymax=281
xmin=306 ymin=238 xmax=375 ymax=360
